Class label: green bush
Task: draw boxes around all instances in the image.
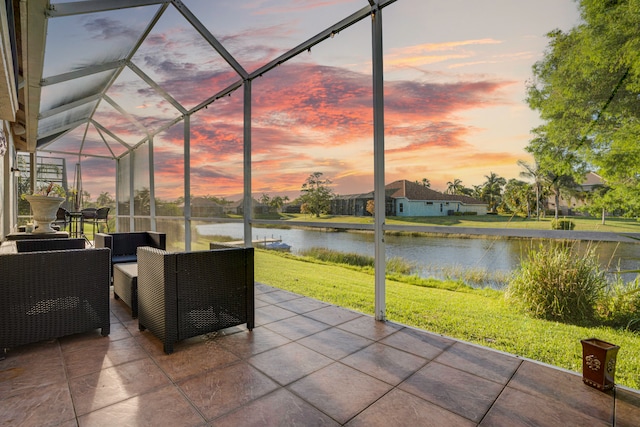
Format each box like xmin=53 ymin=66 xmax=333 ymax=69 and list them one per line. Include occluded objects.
xmin=505 ymin=243 xmax=606 ymax=323
xmin=599 ymin=278 xmax=640 ymax=330
xmin=551 ymin=218 xmax=575 ymax=230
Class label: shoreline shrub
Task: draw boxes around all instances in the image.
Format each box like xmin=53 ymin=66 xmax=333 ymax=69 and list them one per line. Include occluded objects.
xmin=298 ymin=247 xmax=415 ymax=275
xmin=551 ymin=218 xmax=575 ymax=230
xmin=599 ymin=278 xmax=640 ymax=330
xmin=505 ymin=243 xmax=606 ymax=323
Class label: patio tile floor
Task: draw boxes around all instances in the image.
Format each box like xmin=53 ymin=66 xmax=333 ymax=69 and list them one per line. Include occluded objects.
xmin=1 ymin=283 xmax=639 ymax=426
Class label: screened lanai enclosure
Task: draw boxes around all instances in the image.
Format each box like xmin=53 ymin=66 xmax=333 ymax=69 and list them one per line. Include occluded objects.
xmin=25 ymin=0 xmax=392 ymax=248
xmin=12 ymin=0 xmax=398 ymax=319
xmin=4 ymin=0 xmax=585 ymax=323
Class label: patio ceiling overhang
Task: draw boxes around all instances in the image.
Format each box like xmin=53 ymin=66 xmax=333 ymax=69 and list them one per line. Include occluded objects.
xmin=16 ymin=0 xmax=396 ymax=158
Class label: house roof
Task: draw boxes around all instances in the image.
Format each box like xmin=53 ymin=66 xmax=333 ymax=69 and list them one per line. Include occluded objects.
xmin=385 ymin=180 xmax=485 ymax=205
xmin=190 ymin=197 xmax=223 ymax=207
xmin=581 ymin=172 xmax=604 ymax=187
xmin=335 ymin=180 xmax=485 ymax=205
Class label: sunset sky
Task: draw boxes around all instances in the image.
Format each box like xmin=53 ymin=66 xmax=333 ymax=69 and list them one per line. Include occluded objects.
xmin=42 ymin=0 xmax=581 ymax=202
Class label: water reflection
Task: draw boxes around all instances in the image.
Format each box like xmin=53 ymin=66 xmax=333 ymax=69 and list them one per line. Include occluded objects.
xmin=197 ymin=223 xmax=640 ymax=289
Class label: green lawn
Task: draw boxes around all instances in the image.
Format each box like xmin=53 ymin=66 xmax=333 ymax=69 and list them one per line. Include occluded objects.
xmin=262 ymin=213 xmax=640 ymax=234
xmin=255 ymin=249 xmax=640 ymax=390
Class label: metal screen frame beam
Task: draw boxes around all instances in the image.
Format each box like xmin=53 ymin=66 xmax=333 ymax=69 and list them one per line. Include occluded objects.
xmin=127 ymin=61 xmax=187 ymax=115
xmin=171 ymin=0 xmax=248 ymax=80
xmin=183 ymin=114 xmax=191 ymax=250
xmin=38 ymin=94 xmax=101 ymax=119
xmin=250 ymin=5 xmax=371 ymax=81
xmin=372 ymin=2 xmax=386 ymax=321
xmin=47 ymin=0 xmax=166 ymax=17
xmin=102 ymin=94 xmax=149 ymax=137
xmin=37 ymin=117 xmax=89 ymax=139
xmin=40 ymin=60 xmax=124 ymax=86
xmin=243 ymin=81 xmax=252 ymax=247
xmin=148 ymin=136 xmax=157 ymax=231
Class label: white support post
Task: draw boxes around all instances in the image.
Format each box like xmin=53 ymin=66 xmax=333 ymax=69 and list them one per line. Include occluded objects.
xmin=148 ymin=136 xmax=156 ymax=231
xmin=184 ymin=115 xmax=191 ymax=250
xmin=243 ymin=81 xmax=252 ymax=247
xmin=372 ymin=4 xmax=386 ymax=321
xmin=115 ymin=158 xmax=120 ymax=231
xmin=129 ymin=153 xmax=134 ymax=231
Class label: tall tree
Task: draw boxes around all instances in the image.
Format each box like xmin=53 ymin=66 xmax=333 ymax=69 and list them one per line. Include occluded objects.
xmin=299 ymin=172 xmax=334 ymax=218
xmin=133 ymin=187 xmax=151 ymax=215
xmin=366 ymin=200 xmax=375 ymax=216
xmin=481 ymin=172 xmax=506 ymax=213
xmin=503 ymin=179 xmax=535 ymax=218
xmin=259 ymin=193 xmax=271 ymax=206
xmin=527 ymin=126 xmax=586 ymax=219
xmin=96 ymin=192 xmax=114 ymax=208
xmin=269 ymin=195 xmax=289 ymax=212
xmin=517 ymin=160 xmax=543 ymax=219
xmin=526 ymin=0 xmax=640 ymax=216
xmin=579 ymin=182 xmax=611 ymax=225
xmin=446 ymin=179 xmax=465 ymax=195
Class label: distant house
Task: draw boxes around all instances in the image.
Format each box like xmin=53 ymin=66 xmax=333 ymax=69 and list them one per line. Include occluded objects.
xmin=386 ymin=180 xmax=487 ymax=216
xmin=227 ymin=198 xmax=270 ymax=215
xmin=283 ymin=203 xmax=301 ymax=214
xmin=546 ymin=172 xmax=604 ymax=216
xmin=190 ymin=197 xmax=224 ymax=217
xmin=331 ymin=192 xmax=377 ymax=216
xmin=331 ymin=180 xmax=487 ymax=217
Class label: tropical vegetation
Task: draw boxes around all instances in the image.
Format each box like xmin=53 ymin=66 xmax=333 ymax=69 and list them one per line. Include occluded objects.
xmin=526 ymin=0 xmax=640 ymax=220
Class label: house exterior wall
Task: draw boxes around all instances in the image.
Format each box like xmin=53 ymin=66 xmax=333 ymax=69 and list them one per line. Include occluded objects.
xmin=394 ymin=198 xmax=487 ymax=217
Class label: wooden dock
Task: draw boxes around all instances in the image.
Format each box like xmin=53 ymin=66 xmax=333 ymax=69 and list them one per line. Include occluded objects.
xmin=223 ymin=237 xmax=283 ymax=246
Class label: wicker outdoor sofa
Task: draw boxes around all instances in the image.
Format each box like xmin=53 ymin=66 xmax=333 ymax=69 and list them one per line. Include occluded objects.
xmin=137 ymin=246 xmax=254 ymax=354
xmin=0 ymin=247 xmax=111 ymax=358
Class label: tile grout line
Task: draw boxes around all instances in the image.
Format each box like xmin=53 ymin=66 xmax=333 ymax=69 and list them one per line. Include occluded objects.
xmin=475 ymin=358 xmax=524 ymax=425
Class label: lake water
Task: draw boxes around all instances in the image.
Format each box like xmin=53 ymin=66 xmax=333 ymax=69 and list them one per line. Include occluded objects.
xmin=197 ymin=222 xmax=640 ymax=289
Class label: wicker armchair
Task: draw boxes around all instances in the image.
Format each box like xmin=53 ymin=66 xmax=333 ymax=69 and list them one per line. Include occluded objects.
xmin=137 ymin=246 xmax=254 ymax=354
xmin=0 ymin=248 xmax=111 ymax=358
xmin=95 ymin=231 xmax=166 ymax=274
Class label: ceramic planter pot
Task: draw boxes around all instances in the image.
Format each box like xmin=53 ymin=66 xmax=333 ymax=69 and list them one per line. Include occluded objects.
xmin=24 ymin=195 xmax=64 ymax=233
xmin=581 ymin=338 xmax=619 ymax=391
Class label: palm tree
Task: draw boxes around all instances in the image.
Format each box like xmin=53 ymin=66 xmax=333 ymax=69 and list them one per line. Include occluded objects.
xmin=96 ymin=192 xmax=114 ymax=208
xmin=482 ymin=172 xmax=506 ymax=213
xmin=517 ymin=160 xmax=542 ymax=219
xmin=471 ymin=185 xmax=483 ymax=199
xmin=415 ymin=178 xmax=431 ymax=187
xmin=542 ymin=172 xmax=578 ymax=220
xmin=446 ymin=178 xmax=465 ymax=195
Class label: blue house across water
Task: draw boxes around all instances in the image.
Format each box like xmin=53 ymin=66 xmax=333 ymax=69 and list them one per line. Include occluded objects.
xmin=331 ymin=180 xmax=487 ymax=217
